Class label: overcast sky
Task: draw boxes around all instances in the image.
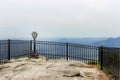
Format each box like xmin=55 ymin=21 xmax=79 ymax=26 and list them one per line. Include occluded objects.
xmin=0 ymin=0 xmax=120 ymax=39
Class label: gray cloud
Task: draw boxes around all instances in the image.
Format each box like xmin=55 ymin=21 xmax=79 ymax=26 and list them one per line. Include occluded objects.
xmin=0 ymin=0 xmax=120 ymax=38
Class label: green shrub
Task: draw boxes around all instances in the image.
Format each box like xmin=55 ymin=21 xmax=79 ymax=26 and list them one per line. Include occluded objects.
xmin=103 ymin=68 xmax=109 ymax=74
xmin=97 ymin=63 xmax=101 ymax=70
xmin=88 ymin=60 xmax=98 ymax=65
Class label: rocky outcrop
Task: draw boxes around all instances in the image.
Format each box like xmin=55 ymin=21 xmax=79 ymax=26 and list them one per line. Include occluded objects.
xmin=0 ymin=56 xmax=109 ymax=80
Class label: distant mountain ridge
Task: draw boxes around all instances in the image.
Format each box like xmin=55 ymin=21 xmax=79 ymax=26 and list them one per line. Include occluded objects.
xmin=94 ymin=37 xmax=120 ymax=47
xmin=53 ymin=38 xmax=107 ymax=44
xmin=51 ymin=37 xmax=120 ymax=47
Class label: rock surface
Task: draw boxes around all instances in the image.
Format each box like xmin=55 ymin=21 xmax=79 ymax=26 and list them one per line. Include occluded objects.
xmin=0 ymin=56 xmax=109 ymax=80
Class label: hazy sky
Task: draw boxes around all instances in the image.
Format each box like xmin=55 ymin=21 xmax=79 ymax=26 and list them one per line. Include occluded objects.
xmin=0 ymin=0 xmax=120 ymax=39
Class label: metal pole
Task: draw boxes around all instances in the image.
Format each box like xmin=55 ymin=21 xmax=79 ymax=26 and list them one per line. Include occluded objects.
xmin=30 ymin=40 xmax=32 ymax=55
xmin=98 ymin=47 xmax=101 ymax=65
xmin=34 ymin=39 xmax=36 ymax=54
xmin=100 ymin=45 xmax=103 ymax=70
xmin=31 ymin=31 xmax=38 ymax=55
xmin=8 ymin=39 xmax=10 ymax=60
xmin=66 ymin=43 xmax=68 ymax=61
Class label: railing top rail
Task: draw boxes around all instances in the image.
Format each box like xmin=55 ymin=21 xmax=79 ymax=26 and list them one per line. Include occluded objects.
xmin=102 ymin=46 xmax=120 ymax=49
xmin=10 ymin=40 xmax=31 ymax=42
xmin=0 ymin=40 xmax=8 ymax=41
xmin=68 ymin=42 xmax=99 ymax=47
xmin=36 ymin=40 xmax=99 ymax=49
xmin=36 ymin=40 xmax=67 ymax=44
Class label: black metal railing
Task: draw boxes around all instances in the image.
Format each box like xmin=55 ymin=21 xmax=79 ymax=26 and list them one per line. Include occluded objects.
xmin=10 ymin=40 xmax=31 ymax=58
xmin=36 ymin=41 xmax=67 ymax=60
xmin=68 ymin=43 xmax=98 ymax=63
xmin=0 ymin=40 xmax=31 ymax=63
xmin=0 ymin=40 xmax=119 ymax=79
xmin=36 ymin=41 xmax=99 ymax=64
xmin=99 ymin=46 xmax=120 ymax=80
xmin=0 ymin=40 xmax=8 ymax=63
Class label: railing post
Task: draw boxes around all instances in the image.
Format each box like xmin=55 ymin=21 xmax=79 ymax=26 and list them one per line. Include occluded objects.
xmin=8 ymin=39 xmax=10 ymax=60
xmin=99 ymin=45 xmax=103 ymax=70
xmin=33 ymin=39 xmax=37 ymax=55
xmin=66 ymin=43 xmax=68 ymax=61
xmin=30 ymin=40 xmax=32 ymax=55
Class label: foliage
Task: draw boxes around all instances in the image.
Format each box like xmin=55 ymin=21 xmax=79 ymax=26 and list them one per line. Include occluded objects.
xmin=97 ymin=63 xmax=101 ymax=70
xmin=88 ymin=60 xmax=98 ymax=65
xmin=103 ymin=68 xmax=109 ymax=75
